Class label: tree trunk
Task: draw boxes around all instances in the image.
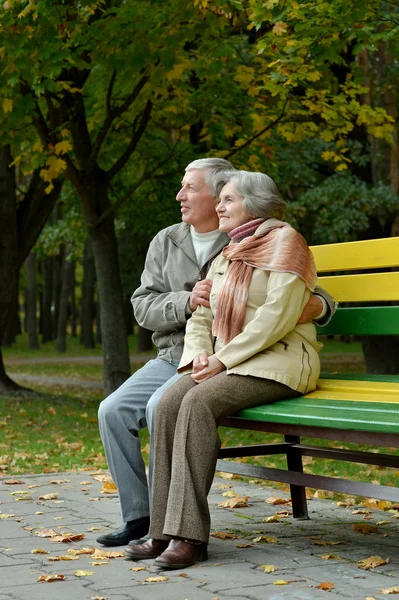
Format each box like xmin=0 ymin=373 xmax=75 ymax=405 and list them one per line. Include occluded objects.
xmin=77 ymin=169 xmax=130 ymax=395
xmin=96 ymin=299 xmax=102 ymax=345
xmin=124 ymin=294 xmax=134 ymax=336
xmin=41 ymin=257 xmax=54 ymax=344
xmin=70 ymin=264 xmax=77 ymax=338
xmin=56 ymin=253 xmax=75 ymax=353
xmin=80 ymin=237 xmax=96 ymax=349
xmin=2 ymin=274 xmax=20 ymax=347
xmin=0 ymin=141 xmax=62 ymax=392
xmin=25 ymin=252 xmax=39 ymax=350
xmin=52 ymin=248 xmax=64 ymax=339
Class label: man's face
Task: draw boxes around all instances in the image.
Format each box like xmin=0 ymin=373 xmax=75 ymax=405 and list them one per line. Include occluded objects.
xmin=176 ymin=169 xmax=220 ymax=233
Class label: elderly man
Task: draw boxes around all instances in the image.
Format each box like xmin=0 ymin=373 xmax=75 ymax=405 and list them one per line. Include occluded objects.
xmin=97 ymin=158 xmax=334 ymax=547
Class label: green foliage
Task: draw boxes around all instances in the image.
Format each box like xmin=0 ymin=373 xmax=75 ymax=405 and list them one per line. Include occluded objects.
xmin=287 ymin=173 xmax=399 ymax=244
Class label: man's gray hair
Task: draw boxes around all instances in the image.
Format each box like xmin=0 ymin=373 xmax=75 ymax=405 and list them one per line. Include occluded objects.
xmin=210 ymin=169 xmax=286 ymax=220
xmin=185 ymin=158 xmax=235 ymax=195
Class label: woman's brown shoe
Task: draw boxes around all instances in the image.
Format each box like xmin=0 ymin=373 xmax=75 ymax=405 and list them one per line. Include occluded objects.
xmin=125 ymin=538 xmax=169 ymax=560
xmin=154 ymin=538 xmax=208 ymax=569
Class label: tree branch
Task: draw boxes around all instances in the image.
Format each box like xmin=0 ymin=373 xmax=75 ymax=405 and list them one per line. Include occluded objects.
xmin=223 ymin=96 xmax=291 ymax=159
xmin=105 ymin=99 xmax=153 ymax=182
xmin=88 ymin=73 xmax=149 ymax=171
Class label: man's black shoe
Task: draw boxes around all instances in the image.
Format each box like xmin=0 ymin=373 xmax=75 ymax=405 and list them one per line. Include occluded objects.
xmin=96 ymin=517 xmax=150 ymax=547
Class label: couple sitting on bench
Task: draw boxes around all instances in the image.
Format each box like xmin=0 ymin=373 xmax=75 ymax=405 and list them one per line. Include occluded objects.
xmin=98 ymin=159 xmax=333 ymax=569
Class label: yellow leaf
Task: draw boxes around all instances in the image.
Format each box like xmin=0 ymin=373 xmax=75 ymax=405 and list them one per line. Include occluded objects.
xmin=100 ymin=481 xmax=118 ymax=494
xmin=380 ymin=587 xmax=399 ymax=594
xmin=272 ymin=21 xmax=287 ymax=36
xmin=264 ymin=497 xmax=290 ymax=505
xmin=252 ymin=535 xmax=278 ymax=544
xmin=357 ymin=556 xmax=389 ymax=570
xmin=0 ymin=514 xmax=14 ymax=519
xmin=218 ymin=496 xmax=250 ymax=509
xmin=2 ymin=98 xmax=12 ymax=113
xmin=90 ymin=561 xmax=109 ymax=566
xmin=145 ymin=576 xmax=170 ymax=582
xmin=130 ymin=566 xmax=146 ymax=571
xmin=54 ymin=140 xmax=72 ymax=155
xmin=319 ymin=553 xmax=340 ymax=560
xmin=235 ymin=543 xmax=253 ymax=548
xmin=210 ymin=531 xmax=237 ymax=540
xmin=260 ymin=565 xmax=278 ymax=573
xmin=74 ymin=570 xmax=94 ymax=577
xmin=31 ymin=548 xmax=49 ymax=554
xmin=222 ymin=491 xmax=237 ymax=498
xmin=273 ymin=580 xmax=289 ymax=585
xmin=48 ymin=555 xmax=79 ymax=561
xmin=263 ymin=515 xmax=280 ymax=523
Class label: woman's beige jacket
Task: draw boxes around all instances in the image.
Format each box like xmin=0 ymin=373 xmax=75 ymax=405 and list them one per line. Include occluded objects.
xmin=178 ymin=220 xmax=322 ymax=394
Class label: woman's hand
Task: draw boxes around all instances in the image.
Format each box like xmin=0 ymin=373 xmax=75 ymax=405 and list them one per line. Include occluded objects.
xmin=191 ymin=354 xmax=226 ymax=383
xmin=192 ymin=353 xmax=209 ymax=374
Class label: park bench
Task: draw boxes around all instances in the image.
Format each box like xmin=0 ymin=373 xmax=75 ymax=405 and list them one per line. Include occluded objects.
xmin=216 ymin=236 xmax=399 ymax=519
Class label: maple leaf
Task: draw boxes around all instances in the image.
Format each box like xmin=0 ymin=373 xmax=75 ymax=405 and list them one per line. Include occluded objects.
xmin=36 ymin=528 xmax=58 ymax=538
xmin=2 ymin=98 xmax=12 ymax=113
xmin=272 ymin=21 xmax=287 ymax=36
xmin=130 ymin=566 xmax=146 ymax=571
xmin=38 ymin=493 xmax=59 ymax=500
xmin=145 ymin=576 xmax=170 ymax=582
xmin=357 ymin=556 xmax=389 ymax=570
xmin=264 ymin=497 xmax=291 ymax=505
xmin=252 ymin=535 xmax=278 ymax=544
xmin=380 ymin=587 xmax=399 ymax=594
xmin=260 ymin=565 xmax=278 ymax=573
xmin=48 ymin=555 xmax=79 ymax=561
xmin=51 ymin=533 xmax=85 ymax=543
xmin=31 ymin=548 xmax=49 ymax=554
xmin=100 ymin=481 xmax=118 ymax=494
xmin=54 ymin=141 xmax=72 ymax=155
xmin=316 ymin=582 xmax=335 ymax=590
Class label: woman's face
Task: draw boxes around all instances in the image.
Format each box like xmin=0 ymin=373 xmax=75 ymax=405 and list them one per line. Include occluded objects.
xmin=216 ymin=181 xmax=252 ymax=233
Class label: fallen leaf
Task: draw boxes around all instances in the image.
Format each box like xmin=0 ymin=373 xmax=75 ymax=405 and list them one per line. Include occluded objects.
xmin=3 ymin=479 xmax=24 ymax=485
xmin=217 ymin=472 xmax=239 ymax=480
xmin=179 ymin=573 xmax=189 ymax=578
xmin=130 ymin=566 xmax=146 ymax=571
xmin=377 ymin=520 xmax=391 ymax=525
xmin=67 ymin=547 xmax=94 ymax=555
xmin=48 ymin=555 xmax=79 ymax=561
xmin=380 ymin=588 xmax=399 ymax=595
xmin=260 ymin=565 xmax=277 ymax=573
xmin=36 ymin=528 xmax=58 ymax=538
xmin=316 ymin=581 xmax=335 ymax=590
xmin=145 ymin=576 xmax=170 ymax=582
xmin=87 ymin=527 xmax=102 ymax=531
xmin=38 ymin=493 xmax=58 ymax=500
xmin=352 ymin=523 xmax=378 ymax=534
xmin=74 ymin=570 xmax=94 ymax=577
xmin=265 ymin=497 xmax=291 ymax=505
xmin=37 ymin=574 xmax=66 ymax=583
xmin=336 ymin=500 xmax=355 ymax=508
xmin=210 ymin=531 xmax=237 ymax=540
xmin=142 ymin=443 xmax=150 ymax=454
xmin=357 ymin=556 xmax=389 ymax=570
xmin=92 ymin=548 xmax=124 ymax=559
xmin=273 ymin=580 xmax=289 ymax=585
xmin=215 ymin=483 xmax=232 ymax=490
xmin=218 ymin=496 xmax=250 ymax=509
xmin=253 ymin=535 xmax=278 ymax=543
xmin=11 ymin=490 xmax=30 ymax=495
xmin=221 ymin=490 xmax=237 ymax=498
xmin=92 ymin=474 xmax=114 ymax=483
xmin=313 ymin=539 xmax=348 ymax=546
xmin=263 ymin=515 xmax=280 ymax=523
xmin=352 ymin=509 xmax=372 ymax=515
xmin=51 ymin=479 xmax=70 ymax=484
xmin=35 ymin=511 xmax=44 ymax=515
xmin=80 ymin=481 xmax=92 ymax=485
xmin=319 ymin=554 xmax=340 ymax=560
xmin=100 ymin=481 xmax=118 ymax=494
xmin=91 ymin=597 xmax=108 ymax=600
xmin=51 ymin=533 xmax=85 ymax=543
xmin=235 ymin=543 xmax=253 ymax=548
xmin=31 ymin=548 xmax=49 ymax=554
xmin=90 ymin=561 xmax=109 ymax=566
xmin=0 ymin=514 xmax=14 ymax=519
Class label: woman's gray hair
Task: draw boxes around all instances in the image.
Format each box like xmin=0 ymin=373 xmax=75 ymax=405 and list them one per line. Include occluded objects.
xmin=211 ymin=169 xmax=286 ymax=220
xmin=185 ymin=158 xmax=235 ymax=195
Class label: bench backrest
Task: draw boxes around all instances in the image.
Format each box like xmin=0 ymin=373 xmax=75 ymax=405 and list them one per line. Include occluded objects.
xmin=310 ymin=237 xmax=399 ymax=336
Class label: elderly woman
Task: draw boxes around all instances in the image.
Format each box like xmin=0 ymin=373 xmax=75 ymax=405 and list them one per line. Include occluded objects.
xmin=126 ymin=170 xmax=322 ymax=569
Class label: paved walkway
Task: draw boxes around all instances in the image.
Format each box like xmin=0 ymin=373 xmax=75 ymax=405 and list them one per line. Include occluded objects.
xmin=1 ymin=471 xmax=398 ymax=599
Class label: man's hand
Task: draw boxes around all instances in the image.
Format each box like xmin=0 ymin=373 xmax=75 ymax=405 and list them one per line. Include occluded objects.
xmin=191 ymin=354 xmax=225 ymax=383
xmin=297 ymin=294 xmax=323 ymax=324
xmin=192 ymin=353 xmax=209 ymax=375
xmin=189 ymin=278 xmax=212 ymax=312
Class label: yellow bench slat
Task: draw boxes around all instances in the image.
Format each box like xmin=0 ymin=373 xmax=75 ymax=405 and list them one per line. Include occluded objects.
xmin=306 ymin=379 xmax=399 ymax=403
xmin=311 ymin=237 xmax=399 ymax=272
xmin=318 ymin=271 xmax=399 ymax=302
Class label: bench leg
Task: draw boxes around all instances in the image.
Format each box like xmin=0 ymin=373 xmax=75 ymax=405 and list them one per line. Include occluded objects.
xmin=285 ymin=435 xmax=309 ymax=520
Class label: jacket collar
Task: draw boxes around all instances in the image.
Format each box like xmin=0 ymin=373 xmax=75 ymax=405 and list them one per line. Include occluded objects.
xmin=168 ymin=222 xmax=229 ymax=267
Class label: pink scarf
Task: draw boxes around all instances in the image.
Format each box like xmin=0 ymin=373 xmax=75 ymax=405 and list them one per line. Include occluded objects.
xmin=212 ymin=220 xmax=317 ymax=344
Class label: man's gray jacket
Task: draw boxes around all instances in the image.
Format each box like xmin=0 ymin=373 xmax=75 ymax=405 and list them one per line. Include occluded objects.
xmin=132 ymin=223 xmax=229 ymax=365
